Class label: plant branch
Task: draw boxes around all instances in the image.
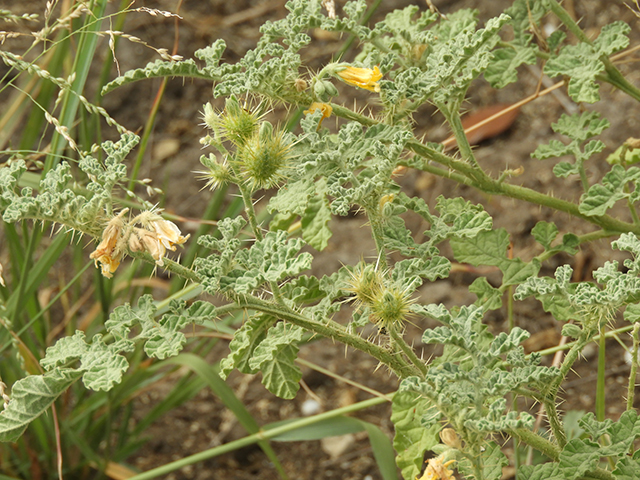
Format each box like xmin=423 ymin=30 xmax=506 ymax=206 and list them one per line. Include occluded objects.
xmin=547 ymin=0 xmax=640 ymax=103
xmin=236 ymin=295 xmax=419 ymax=378
xmin=326 ymin=101 xmax=640 ymax=236
xmin=389 ymin=328 xmax=428 ymax=378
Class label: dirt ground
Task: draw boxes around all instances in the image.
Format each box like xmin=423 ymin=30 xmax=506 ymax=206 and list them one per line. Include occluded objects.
xmin=5 ymin=0 xmax=640 ymax=478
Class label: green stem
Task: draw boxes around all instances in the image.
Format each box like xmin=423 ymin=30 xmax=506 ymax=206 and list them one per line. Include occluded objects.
xmin=578 ymin=164 xmax=590 ymax=192
xmin=330 ymin=101 xmax=640 ymax=235
xmin=239 ymin=185 xmax=263 ymax=241
xmin=443 ymin=105 xmax=482 ymax=172
xmin=545 ymin=337 xmax=591 ymax=448
xmin=547 ymin=0 xmax=640 ymax=104
xmin=509 ymin=429 xmax=614 ymax=480
xmin=237 ymin=295 xmax=418 ymax=378
xmin=544 ymin=398 xmax=567 ymax=448
xmin=509 ymin=428 xmax=561 ymax=460
xmin=389 ymin=328 xmax=428 ymax=378
xmin=327 ymin=96 xmax=640 ymax=237
xmin=627 ymin=323 xmax=639 ymax=414
xmin=596 ymin=326 xmax=606 ymax=422
xmin=125 ymin=395 xmax=390 ymax=480
xmin=626 ymin=184 xmax=640 ymax=225
xmin=368 ymin=216 xmax=388 ymax=270
xmin=238 ymin=184 xmax=285 ymax=303
xmin=600 ymin=64 xmax=640 ymax=103
xmin=537 ymin=324 xmax=633 ymax=357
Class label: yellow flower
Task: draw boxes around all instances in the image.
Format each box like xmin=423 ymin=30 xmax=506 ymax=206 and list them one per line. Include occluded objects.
xmin=336 ymin=65 xmax=382 ymax=92
xmin=90 ymin=209 xmax=129 ymax=278
xmin=303 ymin=102 xmax=333 ymax=127
xmin=417 ymin=454 xmax=456 ymax=480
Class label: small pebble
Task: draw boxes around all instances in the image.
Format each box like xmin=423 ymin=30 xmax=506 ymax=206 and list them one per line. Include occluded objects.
xmin=301 ymin=399 xmax=321 ymax=416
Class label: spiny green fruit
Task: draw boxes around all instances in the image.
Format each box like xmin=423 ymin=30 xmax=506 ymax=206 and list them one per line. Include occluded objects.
xmin=369 ymin=285 xmax=413 ymax=332
xmin=239 ymin=121 xmax=292 ymax=191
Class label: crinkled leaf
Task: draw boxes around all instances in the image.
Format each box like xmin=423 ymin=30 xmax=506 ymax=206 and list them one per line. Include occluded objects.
xmin=469 ymin=277 xmax=502 ymax=310
xmin=593 ymin=21 xmax=631 ymax=56
xmin=518 ymin=463 xmax=563 ymax=480
xmin=602 ymin=410 xmax=640 ymax=456
xmin=101 ymin=51 xmax=224 ymax=95
xmin=259 ymin=342 xmax=303 ymax=400
xmin=624 ymin=303 xmax=640 ymax=323
xmin=613 ymin=456 xmax=640 ymax=480
xmin=391 ymin=389 xmax=440 ymax=480
xmin=489 ymin=327 xmax=530 ymax=356
xmin=143 ymin=312 xmax=191 ymax=360
xmin=553 ymin=111 xmax=610 ymax=141
xmin=532 ymin=221 xmax=558 ymax=250
xmin=558 ymin=438 xmax=600 ymax=480
xmin=450 ymin=228 xmax=540 ymax=286
xmin=220 ymin=315 xmax=276 ymax=379
xmin=579 ymin=165 xmax=640 ymax=216
xmin=226 ymin=231 xmax=313 ymax=294
xmin=544 ymin=42 xmax=603 ymax=103
xmin=0 ymin=368 xmax=83 ymax=442
xmin=457 ymin=442 xmax=508 ymax=480
xmin=80 ymin=334 xmax=129 ymax=390
xmin=553 ymin=161 xmax=580 ymax=178
xmin=184 ymin=301 xmax=217 ymax=325
xmin=279 ymin=275 xmax=324 ymax=304
xmin=301 ymin=193 xmax=332 ymax=251
xmin=533 ymin=138 xmax=572 ymax=160
xmin=268 ymin=178 xmax=314 ymax=216
xmin=485 ymin=46 xmax=537 ymax=88
xmin=40 ymin=331 xmax=89 ymax=371
xmin=249 ymin=323 xmax=305 ymax=399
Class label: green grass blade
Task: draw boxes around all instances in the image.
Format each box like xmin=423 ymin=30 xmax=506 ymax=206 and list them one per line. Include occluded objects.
xmin=125 ymin=396 xmax=388 ymax=480
xmin=268 ymin=416 xmax=365 ymax=441
xmin=4 ymin=230 xmax=70 ymax=324
xmin=163 ymin=353 xmax=288 ymax=480
xmin=44 ymin=0 xmax=109 ymax=171
xmin=358 ymin=420 xmax=399 ymax=480
xmin=269 ymin=415 xmax=399 ymax=480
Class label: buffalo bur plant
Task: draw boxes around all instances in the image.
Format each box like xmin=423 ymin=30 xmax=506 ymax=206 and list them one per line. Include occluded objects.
xmin=1 ymin=0 xmax=640 ymax=479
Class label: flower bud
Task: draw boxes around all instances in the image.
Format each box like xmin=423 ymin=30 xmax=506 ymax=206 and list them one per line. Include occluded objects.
xmin=314 ymin=80 xmax=338 ymax=102
xmin=562 ymin=323 xmax=582 ymax=339
xmin=369 ymin=286 xmax=413 ymax=331
xmin=439 ymin=428 xmax=462 ymax=449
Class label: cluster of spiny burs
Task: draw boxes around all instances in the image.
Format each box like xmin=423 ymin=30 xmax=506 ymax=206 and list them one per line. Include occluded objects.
xmin=198 ymin=96 xmax=293 ymax=193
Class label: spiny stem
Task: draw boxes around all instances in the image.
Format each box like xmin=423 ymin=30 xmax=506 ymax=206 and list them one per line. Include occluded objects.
xmin=237 ymin=295 xmax=419 ymax=379
xmin=547 ymin=0 xmax=640 ymax=104
xmin=368 ymin=216 xmax=388 ymax=270
xmin=327 ymin=101 xmax=640 ymax=236
xmin=390 ymin=328 xmax=428 ymax=378
xmin=238 ymin=183 xmax=285 ymax=303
